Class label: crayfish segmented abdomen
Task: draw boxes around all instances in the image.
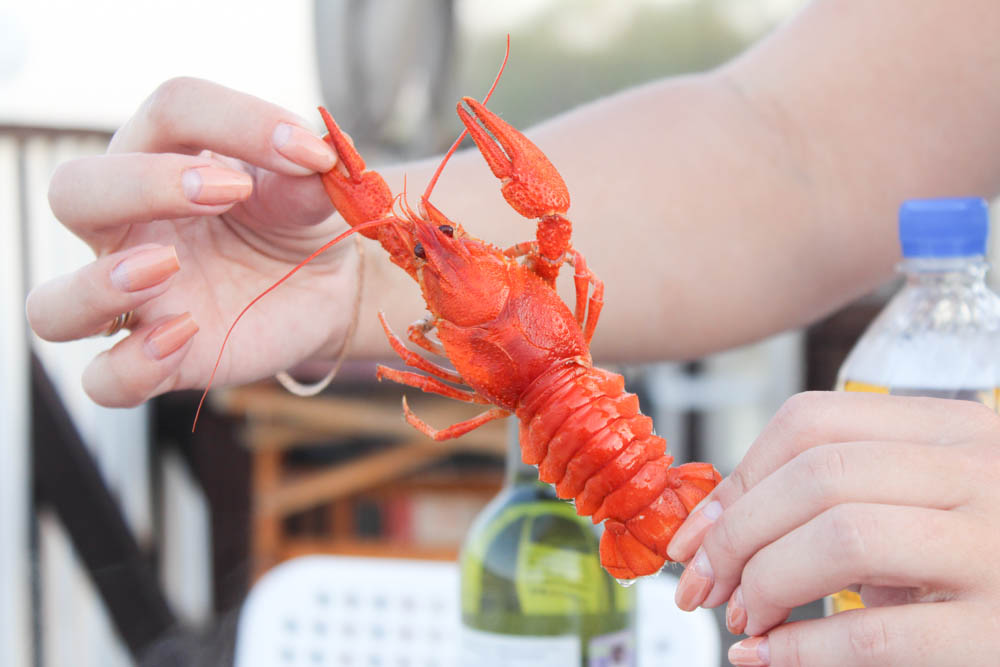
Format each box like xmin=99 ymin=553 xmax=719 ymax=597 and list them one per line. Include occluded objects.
xmin=515 ymin=363 xmax=722 ymax=579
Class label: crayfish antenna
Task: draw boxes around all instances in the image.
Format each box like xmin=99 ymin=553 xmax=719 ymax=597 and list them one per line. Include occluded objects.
xmin=421 ymin=34 xmax=510 ymax=205
xmin=191 ymin=216 xmax=392 ymax=432
xmin=400 ymin=175 xmax=420 ymax=223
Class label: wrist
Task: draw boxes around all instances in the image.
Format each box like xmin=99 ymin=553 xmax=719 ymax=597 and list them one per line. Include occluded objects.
xmin=276 ymin=234 xmax=364 ymax=396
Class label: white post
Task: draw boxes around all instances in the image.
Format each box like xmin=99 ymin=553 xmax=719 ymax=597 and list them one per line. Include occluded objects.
xmin=0 ymin=137 xmax=33 ymax=667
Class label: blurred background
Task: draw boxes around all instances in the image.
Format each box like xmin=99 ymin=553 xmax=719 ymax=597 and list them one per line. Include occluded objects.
xmin=2 ymin=0 xmax=964 ymax=665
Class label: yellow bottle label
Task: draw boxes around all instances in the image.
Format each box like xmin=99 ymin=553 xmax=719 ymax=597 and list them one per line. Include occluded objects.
xmin=828 ymin=381 xmax=890 ymax=614
xmin=826 ymin=589 xmax=865 ymax=614
xmin=842 ymin=381 xmax=889 ymax=394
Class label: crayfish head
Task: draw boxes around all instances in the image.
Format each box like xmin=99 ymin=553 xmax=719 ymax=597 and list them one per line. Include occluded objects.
xmin=411 ymin=215 xmax=510 ymax=327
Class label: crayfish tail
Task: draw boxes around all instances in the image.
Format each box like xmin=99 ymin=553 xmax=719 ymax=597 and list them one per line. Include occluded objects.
xmin=597 ymin=463 xmax=720 ymax=580
xmin=600 ymin=521 xmax=666 ymax=579
xmin=515 ymin=361 xmax=722 ymax=581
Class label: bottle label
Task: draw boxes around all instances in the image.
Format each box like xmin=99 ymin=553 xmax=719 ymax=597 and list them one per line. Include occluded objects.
xmin=516 ymin=533 xmax=603 ymax=614
xmin=587 ymin=629 xmax=634 ymax=666
xmin=459 ymin=626 xmax=580 ymax=666
xmin=462 ymin=501 xmax=622 ymax=617
xmin=458 ymin=627 xmax=635 ymax=666
xmin=840 ymin=380 xmax=889 ymax=394
xmin=842 ymin=380 xmax=1000 ymax=410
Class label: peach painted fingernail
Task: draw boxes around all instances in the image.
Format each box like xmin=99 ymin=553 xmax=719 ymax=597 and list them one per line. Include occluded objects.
xmin=675 ymin=547 xmax=714 ymax=611
xmin=272 ymin=122 xmax=337 ymax=172
xmin=668 ymin=500 xmax=722 ymax=561
xmin=144 ymin=313 xmax=198 ymax=360
xmin=726 ymin=586 xmax=748 ymax=635
xmin=728 ymin=636 xmax=769 ymax=666
xmin=182 ymin=167 xmax=252 ymax=205
xmin=110 ymin=245 xmax=179 ymax=292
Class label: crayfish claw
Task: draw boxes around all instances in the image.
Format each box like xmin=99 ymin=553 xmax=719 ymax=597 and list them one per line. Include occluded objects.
xmin=458 ymin=97 xmax=570 ymax=220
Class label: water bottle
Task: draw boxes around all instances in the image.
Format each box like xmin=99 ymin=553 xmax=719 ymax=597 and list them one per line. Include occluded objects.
xmin=459 ymin=419 xmax=636 ymax=665
xmin=827 ymin=196 xmax=1000 ymax=614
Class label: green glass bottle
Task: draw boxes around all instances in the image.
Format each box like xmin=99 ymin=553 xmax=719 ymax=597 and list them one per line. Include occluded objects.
xmin=459 ymin=419 xmax=636 ymax=665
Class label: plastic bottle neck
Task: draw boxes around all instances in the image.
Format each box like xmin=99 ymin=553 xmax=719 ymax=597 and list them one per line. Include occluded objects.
xmin=898 ymin=255 xmax=989 ymax=287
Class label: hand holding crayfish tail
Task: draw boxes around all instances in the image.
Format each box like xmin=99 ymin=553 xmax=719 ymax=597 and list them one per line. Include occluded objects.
xmin=26 ymin=77 xmax=361 ymax=407
xmin=664 ymin=391 xmax=1000 ymax=667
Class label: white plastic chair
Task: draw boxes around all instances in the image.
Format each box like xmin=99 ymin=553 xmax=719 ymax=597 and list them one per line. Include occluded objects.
xmin=235 ymin=556 xmax=720 ymax=667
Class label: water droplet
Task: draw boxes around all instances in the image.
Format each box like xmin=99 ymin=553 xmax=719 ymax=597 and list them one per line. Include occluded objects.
xmin=615 ymin=577 xmax=637 ymax=588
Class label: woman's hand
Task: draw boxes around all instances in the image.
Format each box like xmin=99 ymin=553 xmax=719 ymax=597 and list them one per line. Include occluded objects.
xmin=666 ymin=391 xmax=1000 ymax=666
xmin=26 ymin=77 xmax=360 ymax=407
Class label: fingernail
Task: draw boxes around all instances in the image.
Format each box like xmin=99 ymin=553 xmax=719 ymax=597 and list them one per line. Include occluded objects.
xmin=272 ymin=122 xmax=337 ymax=172
xmin=675 ymin=547 xmax=714 ymax=611
xmin=110 ymin=245 xmax=180 ymax=292
xmin=144 ymin=312 xmax=198 ymax=360
xmin=728 ymin=636 xmax=769 ymax=666
xmin=668 ymin=500 xmax=723 ymax=561
xmin=726 ymin=586 xmax=748 ymax=635
xmin=182 ymin=167 xmax=252 ymax=205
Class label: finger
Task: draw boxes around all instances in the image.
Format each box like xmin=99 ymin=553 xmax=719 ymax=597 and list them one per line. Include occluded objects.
xmin=82 ymin=312 xmax=199 ymax=407
xmin=738 ymin=504 xmax=974 ymax=636
xmin=110 ymin=77 xmax=336 ymax=176
xmin=729 ymin=602 xmax=982 ymax=667
xmin=49 ymin=153 xmax=252 ymax=238
xmin=234 ymin=165 xmax=340 ymax=230
xmin=667 ymin=391 xmax=998 ymax=561
xmin=26 ymin=244 xmax=180 ymax=341
xmin=692 ymin=441 xmax=970 ymax=608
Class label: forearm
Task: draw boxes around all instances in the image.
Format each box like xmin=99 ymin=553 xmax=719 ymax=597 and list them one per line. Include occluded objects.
xmin=350 ymin=76 xmax=813 ymax=362
xmin=351 ymin=0 xmax=1000 ymax=362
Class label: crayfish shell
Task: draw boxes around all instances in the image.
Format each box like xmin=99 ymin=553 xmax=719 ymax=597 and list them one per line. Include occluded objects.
xmin=516 ymin=363 xmax=722 ymax=579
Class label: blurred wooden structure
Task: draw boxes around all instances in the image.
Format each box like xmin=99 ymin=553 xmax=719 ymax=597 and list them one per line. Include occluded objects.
xmin=9 ymin=123 xmax=162 ymax=666
xmin=212 ymin=380 xmax=506 ymax=579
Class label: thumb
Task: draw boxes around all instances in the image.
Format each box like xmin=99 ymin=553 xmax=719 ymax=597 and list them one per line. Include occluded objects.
xmin=245 ymin=169 xmax=337 ymax=228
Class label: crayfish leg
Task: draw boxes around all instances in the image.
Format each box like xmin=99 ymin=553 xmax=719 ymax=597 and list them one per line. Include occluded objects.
xmin=401 ymin=398 xmax=509 ymax=441
xmin=378 ymin=312 xmax=462 ymax=384
xmin=376 ymin=366 xmax=488 ymax=404
xmin=569 ymin=250 xmax=604 ymax=344
xmin=407 ymin=317 xmax=447 ymax=357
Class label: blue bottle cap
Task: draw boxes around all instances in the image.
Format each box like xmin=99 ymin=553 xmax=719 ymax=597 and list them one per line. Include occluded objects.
xmin=899 ymin=197 xmax=989 ymax=257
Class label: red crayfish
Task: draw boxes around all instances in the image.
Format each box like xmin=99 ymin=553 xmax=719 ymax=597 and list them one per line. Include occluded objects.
xmin=200 ymin=46 xmax=721 ymax=580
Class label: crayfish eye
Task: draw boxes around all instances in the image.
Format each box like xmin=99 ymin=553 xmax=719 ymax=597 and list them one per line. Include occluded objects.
xmin=438 ymin=224 xmax=454 ymax=237
xmin=414 ymin=242 xmax=426 ymax=259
